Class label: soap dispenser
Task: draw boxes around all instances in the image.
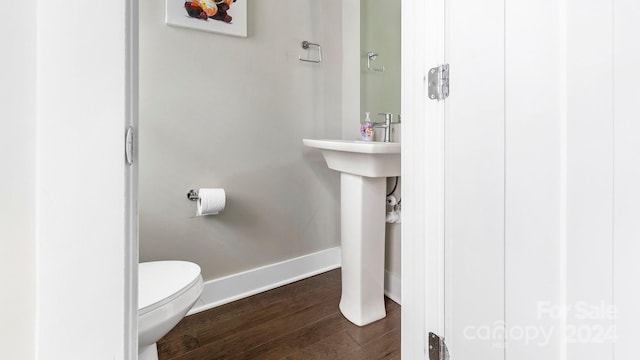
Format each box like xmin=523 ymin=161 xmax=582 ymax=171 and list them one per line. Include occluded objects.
xmin=360 ymin=112 xmax=373 ymax=141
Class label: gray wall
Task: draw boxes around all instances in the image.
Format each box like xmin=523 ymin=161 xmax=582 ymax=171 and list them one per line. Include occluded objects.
xmin=139 ymin=0 xmax=343 ymax=280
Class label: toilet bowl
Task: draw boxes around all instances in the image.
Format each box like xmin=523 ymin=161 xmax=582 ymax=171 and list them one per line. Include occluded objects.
xmin=138 ymin=261 xmax=204 ymax=360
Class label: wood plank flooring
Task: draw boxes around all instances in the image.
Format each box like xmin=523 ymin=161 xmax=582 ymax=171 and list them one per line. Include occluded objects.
xmin=157 ymin=269 xmax=401 ymax=360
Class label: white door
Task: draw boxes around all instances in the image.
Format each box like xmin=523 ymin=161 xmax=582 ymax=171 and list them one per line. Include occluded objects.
xmin=439 ymin=0 xmax=640 ymax=359
xmin=35 ymin=1 xmax=138 ymax=359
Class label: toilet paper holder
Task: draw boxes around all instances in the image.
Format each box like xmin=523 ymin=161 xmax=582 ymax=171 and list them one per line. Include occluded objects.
xmin=186 ymin=189 xmax=199 ymax=201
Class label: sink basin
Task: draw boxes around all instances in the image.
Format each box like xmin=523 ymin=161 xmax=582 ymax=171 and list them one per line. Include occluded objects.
xmin=303 ymin=138 xmax=401 ymax=326
xmin=302 ymin=139 xmax=400 ymax=177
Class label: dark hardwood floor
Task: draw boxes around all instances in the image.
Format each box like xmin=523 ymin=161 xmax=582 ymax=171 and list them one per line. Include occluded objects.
xmin=157 ymin=269 xmax=401 ymax=360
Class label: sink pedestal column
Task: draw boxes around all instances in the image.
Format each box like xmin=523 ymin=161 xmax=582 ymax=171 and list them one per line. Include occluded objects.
xmin=338 ymin=172 xmax=386 ymax=326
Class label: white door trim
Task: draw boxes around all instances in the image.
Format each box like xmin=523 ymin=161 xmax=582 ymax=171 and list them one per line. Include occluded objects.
xmin=401 ymin=0 xmax=446 ymax=357
xmin=125 ymin=0 xmax=139 ymax=358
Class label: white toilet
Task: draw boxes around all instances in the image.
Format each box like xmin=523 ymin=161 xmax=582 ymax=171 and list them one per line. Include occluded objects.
xmin=138 ymin=261 xmax=204 ymax=360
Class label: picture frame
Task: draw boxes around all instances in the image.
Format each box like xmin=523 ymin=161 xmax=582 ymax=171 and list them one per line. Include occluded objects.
xmin=166 ymin=0 xmax=247 ymax=38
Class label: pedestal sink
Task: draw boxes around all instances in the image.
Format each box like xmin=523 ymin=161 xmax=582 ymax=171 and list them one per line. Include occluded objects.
xmin=303 ymin=139 xmax=400 ymax=326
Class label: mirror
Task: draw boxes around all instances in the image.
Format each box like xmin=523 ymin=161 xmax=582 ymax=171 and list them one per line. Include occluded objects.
xmin=361 ymin=0 xmax=401 ymax=124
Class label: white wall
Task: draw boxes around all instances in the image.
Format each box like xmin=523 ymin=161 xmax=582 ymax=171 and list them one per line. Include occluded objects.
xmin=139 ymin=0 xmax=343 ymax=281
xmin=2 ymin=1 xmax=134 ymax=358
xmin=35 ymin=0 xmax=132 ymax=358
xmin=0 ymin=4 xmax=37 ymax=359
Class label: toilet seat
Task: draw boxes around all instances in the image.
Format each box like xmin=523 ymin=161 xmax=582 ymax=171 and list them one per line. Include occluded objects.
xmin=138 ymin=260 xmax=204 ymax=360
xmin=139 ymin=261 xmax=202 ymax=315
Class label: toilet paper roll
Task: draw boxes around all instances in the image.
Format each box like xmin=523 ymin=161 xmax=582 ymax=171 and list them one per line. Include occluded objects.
xmin=386 ymin=195 xmax=398 ymax=206
xmin=196 ymin=188 xmax=226 ymax=216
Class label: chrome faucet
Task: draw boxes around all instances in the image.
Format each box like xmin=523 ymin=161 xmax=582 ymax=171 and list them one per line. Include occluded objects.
xmin=373 ymin=113 xmax=397 ymax=142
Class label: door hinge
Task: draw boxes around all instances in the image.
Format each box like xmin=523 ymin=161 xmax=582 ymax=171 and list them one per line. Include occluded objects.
xmin=428 ymin=64 xmax=449 ymax=101
xmin=429 ymin=332 xmax=450 ymax=360
xmin=125 ymin=126 xmax=134 ymax=166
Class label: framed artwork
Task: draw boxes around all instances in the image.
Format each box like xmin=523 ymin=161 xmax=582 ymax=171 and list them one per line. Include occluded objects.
xmin=166 ymin=0 xmax=247 ymax=38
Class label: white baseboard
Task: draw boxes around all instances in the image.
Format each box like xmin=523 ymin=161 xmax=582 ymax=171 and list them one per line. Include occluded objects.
xmin=187 ymin=246 xmax=402 ymax=315
xmin=384 ymin=270 xmax=402 ymax=305
xmin=188 ymin=247 xmax=342 ymax=315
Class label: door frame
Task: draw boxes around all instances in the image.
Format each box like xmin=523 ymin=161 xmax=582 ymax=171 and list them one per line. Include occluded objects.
xmin=125 ymin=0 xmax=140 ymax=357
xmin=401 ymin=0 xmax=447 ymax=357
xmin=120 ymin=0 xmax=443 ymax=357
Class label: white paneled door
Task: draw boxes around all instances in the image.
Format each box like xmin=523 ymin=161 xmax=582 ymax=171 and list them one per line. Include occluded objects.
xmin=435 ymin=0 xmax=640 ymax=359
xmin=445 ymin=0 xmax=505 ymax=357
